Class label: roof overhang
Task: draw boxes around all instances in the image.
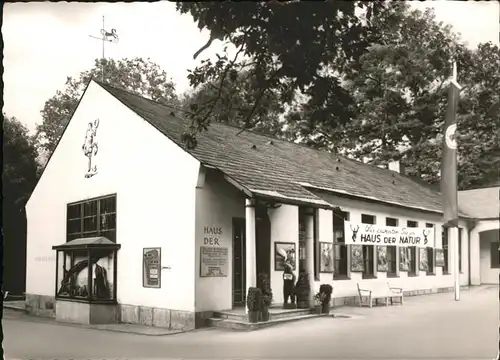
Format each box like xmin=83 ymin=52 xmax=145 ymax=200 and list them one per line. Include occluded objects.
xmin=300 ymin=182 xmax=472 ymax=219
xmin=206 ymin=165 xmax=474 ymax=217
xmin=249 ymin=189 xmax=334 ymax=210
xmin=212 ymin=166 xmax=334 ymax=210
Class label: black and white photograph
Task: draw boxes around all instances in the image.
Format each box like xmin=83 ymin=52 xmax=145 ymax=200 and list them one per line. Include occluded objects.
xmin=400 ymin=247 xmax=410 ymax=272
xmin=2 ymin=1 xmax=499 ymax=359
xmin=419 ymin=248 xmax=429 ymax=272
xmin=436 ymin=248 xmax=446 ymax=267
xmin=319 ymin=242 xmax=334 ymax=273
xmin=274 ymin=242 xmax=296 ymax=271
xmin=350 ymin=245 xmax=364 ymax=272
xmin=377 ymin=246 xmax=388 ymax=272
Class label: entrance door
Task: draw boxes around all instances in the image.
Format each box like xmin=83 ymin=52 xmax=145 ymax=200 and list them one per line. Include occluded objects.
xmin=232 ymin=218 xmax=246 ymax=307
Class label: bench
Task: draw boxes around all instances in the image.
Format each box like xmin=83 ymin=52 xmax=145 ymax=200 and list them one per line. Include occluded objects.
xmin=357 ymin=282 xmax=403 ymax=308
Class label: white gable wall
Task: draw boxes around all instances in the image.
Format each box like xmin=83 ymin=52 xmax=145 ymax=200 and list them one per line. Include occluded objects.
xmin=26 ymin=81 xmax=199 ymax=312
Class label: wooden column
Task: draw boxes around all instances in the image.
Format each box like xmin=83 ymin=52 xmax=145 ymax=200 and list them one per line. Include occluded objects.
xmin=305 ymin=209 xmax=315 ymax=307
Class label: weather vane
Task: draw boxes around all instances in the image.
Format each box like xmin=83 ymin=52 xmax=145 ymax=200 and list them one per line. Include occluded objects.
xmin=89 ymin=15 xmax=119 ymax=82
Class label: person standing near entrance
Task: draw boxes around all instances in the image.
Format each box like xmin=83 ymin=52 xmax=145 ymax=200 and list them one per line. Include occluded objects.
xmin=283 ymin=263 xmax=296 ymax=305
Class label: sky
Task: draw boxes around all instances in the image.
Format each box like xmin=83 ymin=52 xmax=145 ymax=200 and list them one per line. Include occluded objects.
xmin=3 ymin=1 xmax=499 ymax=133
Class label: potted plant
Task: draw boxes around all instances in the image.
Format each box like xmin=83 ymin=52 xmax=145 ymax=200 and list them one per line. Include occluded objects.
xmin=294 ymin=271 xmax=311 ymax=309
xmin=246 ymin=287 xmax=261 ymax=323
xmin=319 ymin=284 xmax=333 ymax=314
xmin=258 ymin=273 xmax=273 ymax=322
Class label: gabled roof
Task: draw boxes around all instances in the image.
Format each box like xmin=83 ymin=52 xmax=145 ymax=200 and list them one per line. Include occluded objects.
xmin=458 ymin=186 xmax=500 ymax=220
xmin=97 ymin=81 xmax=463 ymax=215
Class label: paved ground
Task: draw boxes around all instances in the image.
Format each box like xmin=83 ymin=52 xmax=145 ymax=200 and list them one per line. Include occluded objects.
xmin=3 ymin=286 xmax=498 ymax=360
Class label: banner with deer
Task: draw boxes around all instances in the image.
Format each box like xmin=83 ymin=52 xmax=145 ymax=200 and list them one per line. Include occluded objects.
xmin=344 ymin=221 xmax=435 ymax=248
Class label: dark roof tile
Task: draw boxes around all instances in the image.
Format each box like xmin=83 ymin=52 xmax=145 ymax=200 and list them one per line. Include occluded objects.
xmin=97 ymin=81 xmax=459 ymax=214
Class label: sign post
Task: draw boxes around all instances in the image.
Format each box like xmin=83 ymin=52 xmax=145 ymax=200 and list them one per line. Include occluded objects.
xmin=440 ymin=61 xmax=462 ymax=302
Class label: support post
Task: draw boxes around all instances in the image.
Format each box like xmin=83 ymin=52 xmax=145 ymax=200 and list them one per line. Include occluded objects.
xmin=469 ymin=228 xmax=481 ymax=285
xmin=245 ymin=198 xmax=257 ymax=313
xmin=305 ymin=209 xmax=315 ymax=307
xmin=451 ymin=226 xmax=460 ymax=301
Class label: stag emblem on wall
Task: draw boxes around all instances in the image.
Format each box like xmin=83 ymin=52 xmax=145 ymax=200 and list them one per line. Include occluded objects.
xmin=422 ymin=229 xmax=430 ymax=246
xmin=350 ymin=224 xmax=360 ymax=242
xmin=82 ymin=119 xmax=100 ymax=178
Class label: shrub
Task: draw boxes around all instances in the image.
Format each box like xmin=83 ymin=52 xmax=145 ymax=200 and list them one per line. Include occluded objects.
xmin=258 ymin=273 xmax=273 ymax=308
xmin=319 ymin=284 xmax=333 ymax=296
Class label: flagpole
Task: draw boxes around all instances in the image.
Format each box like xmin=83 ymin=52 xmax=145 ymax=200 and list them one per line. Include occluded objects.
xmin=451 ymin=62 xmax=461 ymax=302
xmin=440 ymin=60 xmax=461 ymax=302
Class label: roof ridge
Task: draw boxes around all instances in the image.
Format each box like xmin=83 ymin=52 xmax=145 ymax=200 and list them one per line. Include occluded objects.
xmin=94 ymin=79 xmax=191 ymax=115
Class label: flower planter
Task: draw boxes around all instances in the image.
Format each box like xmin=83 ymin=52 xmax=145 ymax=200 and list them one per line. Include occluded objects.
xmin=260 ymin=307 xmax=270 ymax=322
xmin=246 ymin=287 xmax=262 ymax=323
xmin=248 ymin=310 xmax=260 ymax=323
xmin=313 ymin=306 xmax=322 ymax=314
xmin=297 ymin=299 xmax=310 ymax=309
xmin=321 ymin=303 xmax=331 ymax=314
xmin=318 ymin=284 xmax=333 ymax=314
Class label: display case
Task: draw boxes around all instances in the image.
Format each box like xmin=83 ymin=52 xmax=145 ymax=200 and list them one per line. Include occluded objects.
xmin=52 ymin=237 xmax=120 ymax=303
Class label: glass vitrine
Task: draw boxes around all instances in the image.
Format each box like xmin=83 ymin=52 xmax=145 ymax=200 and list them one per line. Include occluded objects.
xmin=53 ymin=237 xmax=120 ymax=303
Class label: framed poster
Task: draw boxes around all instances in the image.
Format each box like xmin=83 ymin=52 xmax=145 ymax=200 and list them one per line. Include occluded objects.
xmin=399 ymin=247 xmax=409 ymax=271
xmin=275 ymin=242 xmax=296 ymax=271
xmin=419 ymin=248 xmax=429 ymax=272
xmin=200 ymin=246 xmax=228 ymax=277
xmin=377 ymin=246 xmax=388 ymax=272
xmin=351 ymin=245 xmax=364 ymax=272
xmin=435 ymin=249 xmax=445 ymax=267
xmin=320 ymin=242 xmax=334 ymax=273
xmin=143 ymin=248 xmax=161 ymax=288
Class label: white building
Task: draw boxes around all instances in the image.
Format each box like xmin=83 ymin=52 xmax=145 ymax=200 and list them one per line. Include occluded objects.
xmin=459 ymin=185 xmax=500 ymax=285
xmin=25 ymin=80 xmax=498 ymax=330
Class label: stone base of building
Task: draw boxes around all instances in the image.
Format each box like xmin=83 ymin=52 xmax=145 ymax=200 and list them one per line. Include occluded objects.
xmin=332 ymin=285 xmax=470 ymax=307
xmin=25 ymin=286 xmax=469 ymax=328
xmin=55 ymin=300 xmax=119 ymax=325
xmin=119 ymin=304 xmax=213 ymax=330
xmin=24 ymin=294 xmax=212 ymax=330
xmin=25 ymin=293 xmax=56 ymax=318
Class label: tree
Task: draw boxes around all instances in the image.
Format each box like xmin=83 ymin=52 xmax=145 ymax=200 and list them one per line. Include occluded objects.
xmin=180 ymin=69 xmax=285 ymax=138
xmin=3 ymin=114 xmax=39 ymax=295
xmin=284 ymin=4 xmax=483 ymax=186
xmin=3 ymin=114 xmax=39 ymax=208
xmin=35 ymin=57 xmax=179 ymax=156
xmin=176 ymin=1 xmax=389 ymax=149
xmin=456 ymin=42 xmax=500 ymax=189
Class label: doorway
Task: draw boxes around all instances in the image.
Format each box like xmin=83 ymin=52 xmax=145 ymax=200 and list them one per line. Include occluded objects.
xmin=232 ymin=218 xmax=246 ymax=307
xmin=231 ymin=204 xmax=272 ymax=308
